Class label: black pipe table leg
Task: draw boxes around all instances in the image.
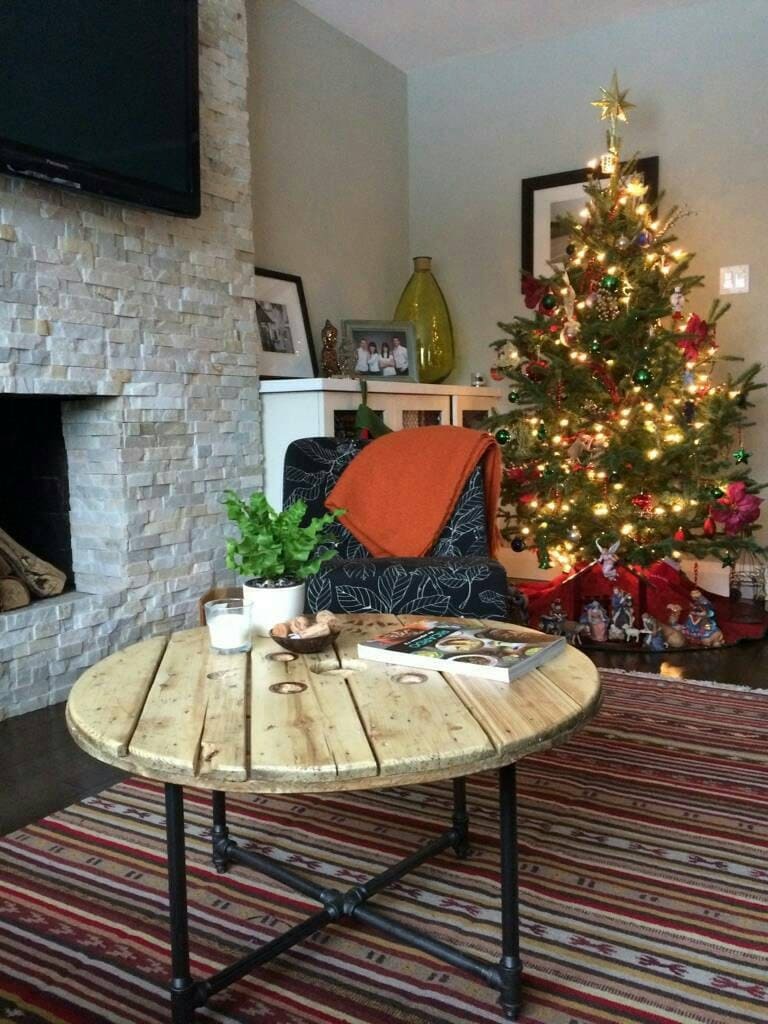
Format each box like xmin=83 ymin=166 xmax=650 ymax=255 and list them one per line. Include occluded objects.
xmin=497 ymin=763 xmax=523 ymax=1020
xmin=164 ymin=784 xmax=199 ymax=1024
xmin=451 ymin=776 xmax=470 ymax=858
xmin=157 ymin=772 xmax=528 ymax=1022
xmin=211 ymin=790 xmax=231 ymax=874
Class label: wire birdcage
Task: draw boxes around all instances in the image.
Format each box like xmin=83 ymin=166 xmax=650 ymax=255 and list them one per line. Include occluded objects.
xmin=729 ymin=550 xmax=767 ymax=619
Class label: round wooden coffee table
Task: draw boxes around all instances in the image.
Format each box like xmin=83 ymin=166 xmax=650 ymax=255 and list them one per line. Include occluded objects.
xmin=67 ymin=613 xmax=601 ymax=1023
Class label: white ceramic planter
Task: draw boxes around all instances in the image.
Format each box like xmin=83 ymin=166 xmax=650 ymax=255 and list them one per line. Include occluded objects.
xmin=242 ymin=578 xmax=306 ymax=636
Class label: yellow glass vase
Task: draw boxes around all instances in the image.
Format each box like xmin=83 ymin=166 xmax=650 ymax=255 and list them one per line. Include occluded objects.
xmin=394 ymin=256 xmax=455 ymax=383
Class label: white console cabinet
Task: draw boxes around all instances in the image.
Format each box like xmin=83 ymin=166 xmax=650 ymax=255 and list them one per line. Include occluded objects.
xmin=260 ymin=377 xmax=502 ymax=509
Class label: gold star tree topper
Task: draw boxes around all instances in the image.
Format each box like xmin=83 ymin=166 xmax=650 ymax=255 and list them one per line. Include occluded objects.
xmin=592 ymin=71 xmax=635 ymax=124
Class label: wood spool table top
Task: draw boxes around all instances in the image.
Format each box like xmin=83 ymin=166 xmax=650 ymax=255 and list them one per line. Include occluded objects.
xmin=66 ymin=613 xmax=601 ymax=795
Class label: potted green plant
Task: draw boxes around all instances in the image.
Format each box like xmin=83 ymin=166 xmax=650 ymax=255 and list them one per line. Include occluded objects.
xmin=222 ymin=490 xmax=342 ymax=635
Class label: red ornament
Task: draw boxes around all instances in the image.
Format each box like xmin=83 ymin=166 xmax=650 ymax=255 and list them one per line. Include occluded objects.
xmin=674 ymin=527 xmax=686 ymax=542
xmin=506 ymin=462 xmax=540 ymax=486
xmin=702 ymin=515 xmax=717 ymax=538
xmin=489 ymin=365 xmax=504 ymax=381
xmin=630 ymin=491 xmax=654 ymax=515
xmin=589 ymin=360 xmax=621 ymax=405
xmin=521 ymin=358 xmax=549 ymax=383
xmin=553 ymin=380 xmax=567 ymax=406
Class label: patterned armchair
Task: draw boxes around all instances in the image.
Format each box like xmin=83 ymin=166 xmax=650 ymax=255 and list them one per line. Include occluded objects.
xmin=283 ymin=437 xmax=508 ymax=619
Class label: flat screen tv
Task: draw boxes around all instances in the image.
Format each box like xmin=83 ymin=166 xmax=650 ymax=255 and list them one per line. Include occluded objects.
xmin=0 ymin=0 xmax=200 ymax=217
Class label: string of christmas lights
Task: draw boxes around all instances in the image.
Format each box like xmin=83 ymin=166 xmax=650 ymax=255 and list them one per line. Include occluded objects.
xmin=488 ymin=74 xmax=766 ymax=575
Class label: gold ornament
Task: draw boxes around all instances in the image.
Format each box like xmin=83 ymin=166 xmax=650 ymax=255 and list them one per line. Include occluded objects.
xmin=594 ymin=289 xmax=621 ymax=321
xmin=591 ymin=71 xmax=635 ymax=125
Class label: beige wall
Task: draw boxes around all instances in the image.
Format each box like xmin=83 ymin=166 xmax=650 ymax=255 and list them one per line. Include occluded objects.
xmin=408 ymin=0 xmax=768 ymax=573
xmin=246 ymin=0 xmax=409 ymax=358
xmin=245 ymin=0 xmax=766 ymax=580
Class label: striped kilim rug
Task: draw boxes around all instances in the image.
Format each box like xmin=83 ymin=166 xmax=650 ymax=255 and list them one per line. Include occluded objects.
xmin=1 ymin=671 xmax=767 ymax=1024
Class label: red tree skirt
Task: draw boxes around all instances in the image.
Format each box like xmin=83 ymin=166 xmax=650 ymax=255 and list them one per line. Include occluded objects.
xmin=518 ymin=559 xmax=768 ymax=648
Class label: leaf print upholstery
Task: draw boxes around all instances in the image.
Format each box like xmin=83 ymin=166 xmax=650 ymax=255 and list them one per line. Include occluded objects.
xmin=284 ymin=438 xmax=507 ymax=619
xmin=305 ymin=558 xmax=508 ymax=619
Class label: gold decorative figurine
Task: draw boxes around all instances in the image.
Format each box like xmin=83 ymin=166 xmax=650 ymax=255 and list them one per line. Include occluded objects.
xmin=320 ymin=319 xmax=342 ymax=377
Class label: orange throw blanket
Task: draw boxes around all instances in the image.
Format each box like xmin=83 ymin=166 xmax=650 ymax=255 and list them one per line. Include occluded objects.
xmin=325 ymin=425 xmax=502 ymax=558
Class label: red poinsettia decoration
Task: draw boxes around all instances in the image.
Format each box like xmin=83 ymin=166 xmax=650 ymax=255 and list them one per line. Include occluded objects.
xmin=521 ymin=272 xmax=548 ymax=310
xmin=711 ymin=481 xmax=762 ymax=535
xmin=677 ymin=313 xmax=717 ymax=362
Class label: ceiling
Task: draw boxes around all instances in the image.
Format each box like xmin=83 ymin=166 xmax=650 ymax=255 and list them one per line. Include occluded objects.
xmin=294 ymin=0 xmax=701 ymax=72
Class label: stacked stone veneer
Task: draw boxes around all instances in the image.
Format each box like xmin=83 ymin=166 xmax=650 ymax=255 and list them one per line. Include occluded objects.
xmin=0 ymin=1 xmax=260 ymax=717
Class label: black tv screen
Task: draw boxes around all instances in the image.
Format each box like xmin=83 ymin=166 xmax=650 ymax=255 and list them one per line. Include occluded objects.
xmin=0 ymin=0 xmax=200 ymax=217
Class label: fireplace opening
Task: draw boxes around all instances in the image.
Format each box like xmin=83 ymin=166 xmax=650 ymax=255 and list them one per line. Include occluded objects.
xmin=0 ymin=396 xmax=73 ymax=608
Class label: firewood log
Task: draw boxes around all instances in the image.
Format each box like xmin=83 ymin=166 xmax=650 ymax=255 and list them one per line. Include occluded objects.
xmin=0 ymin=575 xmax=31 ymax=611
xmin=0 ymin=527 xmax=66 ymax=597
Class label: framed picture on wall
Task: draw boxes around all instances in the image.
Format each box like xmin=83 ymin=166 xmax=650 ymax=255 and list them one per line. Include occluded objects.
xmin=521 ymin=156 xmax=659 ymax=280
xmin=253 ymin=267 xmax=318 ymax=378
xmin=341 ymin=320 xmax=419 ymax=382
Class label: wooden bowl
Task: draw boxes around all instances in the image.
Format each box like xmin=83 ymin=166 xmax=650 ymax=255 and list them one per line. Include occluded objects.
xmin=269 ymin=625 xmax=340 ymax=655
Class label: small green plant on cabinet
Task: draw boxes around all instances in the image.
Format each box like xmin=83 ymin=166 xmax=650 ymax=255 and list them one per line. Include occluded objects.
xmin=222 ymin=490 xmax=343 ymax=585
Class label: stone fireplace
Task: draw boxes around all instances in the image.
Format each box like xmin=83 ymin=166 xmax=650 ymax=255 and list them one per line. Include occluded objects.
xmin=0 ymin=0 xmax=260 ymax=717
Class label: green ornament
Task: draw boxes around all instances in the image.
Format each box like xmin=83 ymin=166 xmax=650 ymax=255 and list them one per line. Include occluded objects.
xmin=507 ymin=389 xmax=520 ymax=403
xmin=721 ymin=554 xmax=735 ymax=568
xmin=733 ymin=446 xmax=750 ymax=464
xmin=537 ymin=548 xmax=551 ymax=570
xmin=600 ymin=273 xmax=620 ymax=292
xmin=541 ymin=293 xmax=557 ymax=311
xmin=588 ymin=337 xmax=602 ymax=353
xmin=708 ymin=486 xmax=725 ymax=499
xmin=609 ymin=470 xmax=621 ymax=483
xmin=632 ymin=366 xmax=653 ymax=386
xmin=536 ymin=423 xmax=547 ymax=441
xmin=495 ymin=428 xmax=511 ymax=446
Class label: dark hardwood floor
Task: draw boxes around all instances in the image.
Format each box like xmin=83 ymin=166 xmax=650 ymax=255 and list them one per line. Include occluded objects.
xmin=1 ymin=639 xmax=766 ymax=837
xmin=588 ymin=636 xmax=768 ymax=686
xmin=1 ymin=702 xmax=125 ymax=835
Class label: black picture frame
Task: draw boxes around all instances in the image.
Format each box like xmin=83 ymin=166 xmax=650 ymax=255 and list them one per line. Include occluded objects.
xmin=253 ymin=267 xmax=318 ymax=379
xmin=521 ymin=156 xmax=660 ymax=281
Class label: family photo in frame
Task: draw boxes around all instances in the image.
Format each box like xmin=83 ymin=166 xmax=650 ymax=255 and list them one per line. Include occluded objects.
xmin=341 ymin=320 xmax=419 ymax=382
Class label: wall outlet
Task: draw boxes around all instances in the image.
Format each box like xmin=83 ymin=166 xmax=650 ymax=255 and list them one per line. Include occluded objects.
xmin=719 ymin=265 xmax=750 ymax=294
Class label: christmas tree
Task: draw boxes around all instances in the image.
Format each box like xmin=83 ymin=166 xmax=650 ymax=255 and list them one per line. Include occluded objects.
xmin=490 ymin=73 xmax=765 ymax=577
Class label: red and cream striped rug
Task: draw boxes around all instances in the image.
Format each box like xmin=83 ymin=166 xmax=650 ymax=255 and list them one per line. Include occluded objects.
xmin=0 ymin=671 xmax=766 ymax=1024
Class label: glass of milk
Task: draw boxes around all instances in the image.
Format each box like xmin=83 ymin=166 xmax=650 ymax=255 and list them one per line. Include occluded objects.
xmin=204 ymin=599 xmax=252 ymax=654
